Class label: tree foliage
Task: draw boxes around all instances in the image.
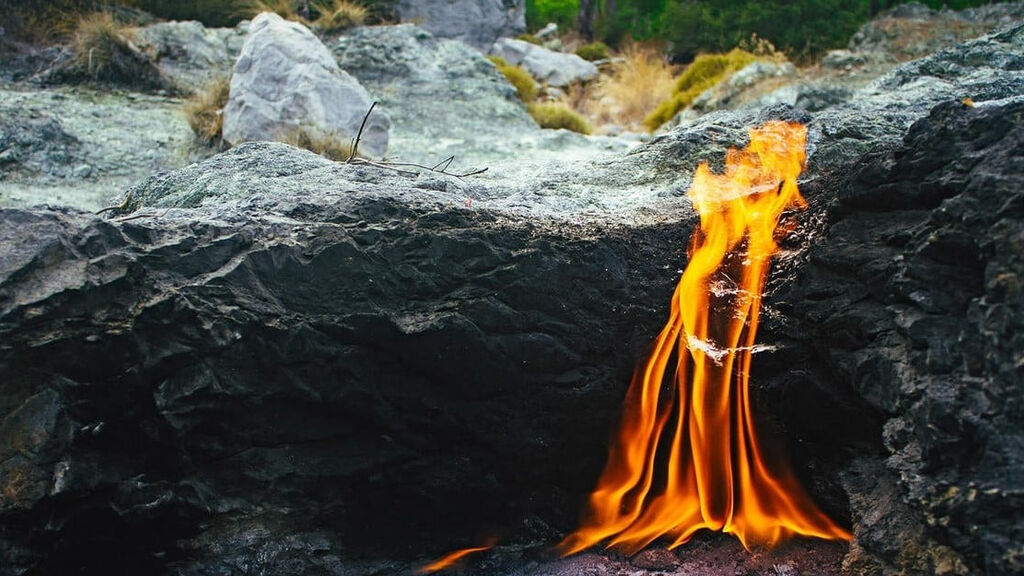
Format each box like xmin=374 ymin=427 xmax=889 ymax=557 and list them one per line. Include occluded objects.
xmin=528 ymin=0 xmax=1012 ymax=62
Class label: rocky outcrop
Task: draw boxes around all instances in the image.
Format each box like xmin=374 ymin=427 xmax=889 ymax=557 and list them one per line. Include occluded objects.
xmin=2 ymin=19 xmax=1024 ymax=576
xmin=778 ymin=96 xmax=1024 ymax=576
xmin=334 ymin=24 xmax=533 ymax=164
xmin=134 ymin=20 xmax=248 ymax=94
xmin=490 ymin=37 xmax=599 ymax=87
xmin=222 ymin=13 xmax=390 ymax=158
xmin=333 ymin=24 xmax=628 ymax=166
xmin=849 ymin=1 xmax=1024 ymax=61
xmin=394 ymin=0 xmax=525 ymax=50
xmin=0 ymin=140 xmax=694 ymax=575
xmin=668 ymin=1 xmax=1024 ymax=125
xmin=0 ymin=111 xmax=81 ymax=181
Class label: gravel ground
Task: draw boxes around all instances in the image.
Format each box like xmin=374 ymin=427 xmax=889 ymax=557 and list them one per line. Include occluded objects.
xmin=407 ymin=534 xmax=847 ymax=576
xmin=0 ymin=82 xmax=196 ymax=211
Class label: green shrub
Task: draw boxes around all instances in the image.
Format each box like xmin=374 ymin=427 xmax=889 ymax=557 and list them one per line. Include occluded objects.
xmin=525 ymin=0 xmax=577 ymax=31
xmin=516 ymin=33 xmax=543 ymax=45
xmin=185 ymin=75 xmax=231 ymax=146
xmin=501 ymin=65 xmax=539 ymax=103
xmin=575 ymin=41 xmax=610 ymax=61
xmin=528 ymin=102 xmax=592 ymax=134
xmin=643 ymin=48 xmax=756 ymax=130
xmin=486 ymin=55 xmax=509 ymax=68
xmin=488 ymin=56 xmax=539 ymax=104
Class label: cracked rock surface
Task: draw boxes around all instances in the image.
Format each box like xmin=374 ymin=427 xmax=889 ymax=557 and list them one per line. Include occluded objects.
xmin=1 ymin=18 xmax=1023 ymax=576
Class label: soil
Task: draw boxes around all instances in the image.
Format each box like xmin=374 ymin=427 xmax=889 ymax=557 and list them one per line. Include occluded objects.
xmin=412 ymin=534 xmax=847 ymax=576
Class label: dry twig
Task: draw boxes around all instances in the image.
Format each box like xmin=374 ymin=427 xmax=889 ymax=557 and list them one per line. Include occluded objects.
xmin=345 ymin=102 xmax=488 ymax=180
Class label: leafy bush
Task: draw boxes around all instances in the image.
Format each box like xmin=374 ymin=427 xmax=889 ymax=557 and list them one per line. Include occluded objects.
xmin=643 ymin=48 xmax=756 ymax=130
xmin=185 ymin=75 xmax=231 ymax=146
xmin=575 ymin=41 xmax=611 ymax=61
xmin=488 ymin=56 xmax=539 ymax=104
xmin=528 ymin=102 xmax=592 ymax=134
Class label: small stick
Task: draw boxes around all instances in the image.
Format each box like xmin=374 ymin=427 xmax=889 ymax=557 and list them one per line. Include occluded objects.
xmin=431 ymin=155 xmax=455 ymax=172
xmin=347 ymin=101 xmax=377 ymax=163
xmin=96 ymin=191 xmax=134 ymax=216
xmin=113 ymin=209 xmax=167 ymax=223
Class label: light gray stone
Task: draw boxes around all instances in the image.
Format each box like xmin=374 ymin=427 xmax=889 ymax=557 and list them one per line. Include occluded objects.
xmin=222 ymin=12 xmax=389 ymax=158
xmin=489 ymin=37 xmax=598 ymax=87
xmin=333 ymin=24 xmax=628 ymax=167
xmin=727 ymin=60 xmax=795 ymax=90
xmin=134 ymin=20 xmax=249 ymax=94
xmin=394 ymin=0 xmax=525 ymax=50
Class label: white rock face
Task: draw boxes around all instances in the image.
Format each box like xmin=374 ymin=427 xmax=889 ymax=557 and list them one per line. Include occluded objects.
xmin=489 ymin=38 xmax=598 ymax=87
xmin=394 ymin=0 xmax=525 ymax=50
xmin=222 ymin=13 xmax=389 ymax=158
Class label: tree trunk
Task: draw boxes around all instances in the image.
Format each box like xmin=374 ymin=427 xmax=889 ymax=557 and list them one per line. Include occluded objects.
xmin=578 ymin=0 xmax=595 ymax=41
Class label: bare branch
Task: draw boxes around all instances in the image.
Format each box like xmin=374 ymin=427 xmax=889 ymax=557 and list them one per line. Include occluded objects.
xmin=346 ymin=103 xmax=488 ymax=181
xmin=348 ymin=101 xmax=377 ymax=162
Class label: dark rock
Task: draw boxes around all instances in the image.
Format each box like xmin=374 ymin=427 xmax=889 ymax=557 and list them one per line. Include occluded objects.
xmin=769 ymin=96 xmax=1024 ymax=575
xmin=0 ymin=155 xmax=693 ymax=573
xmin=0 ymin=111 xmax=80 ymax=180
xmin=2 ymin=21 xmax=1024 ymax=576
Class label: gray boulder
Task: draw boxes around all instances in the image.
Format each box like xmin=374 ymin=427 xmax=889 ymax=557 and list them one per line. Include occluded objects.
xmin=687 ymin=59 xmax=796 ymax=113
xmin=394 ymin=0 xmax=525 ymax=50
xmin=334 ymin=24 xmax=628 ymax=166
xmin=490 ymin=37 xmax=598 ymax=87
xmin=134 ymin=20 xmax=249 ymax=94
xmin=222 ymin=12 xmax=389 ymax=158
xmin=4 ymin=18 xmax=1024 ymax=576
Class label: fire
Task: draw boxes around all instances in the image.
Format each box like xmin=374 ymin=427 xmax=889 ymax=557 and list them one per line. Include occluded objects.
xmin=419 ymin=544 xmax=493 ymax=573
xmin=560 ymin=121 xmax=851 ymax=555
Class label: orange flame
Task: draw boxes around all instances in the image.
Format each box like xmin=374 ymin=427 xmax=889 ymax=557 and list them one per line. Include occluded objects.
xmin=418 ymin=544 xmax=493 ymax=574
xmin=560 ymin=121 xmax=851 ymax=555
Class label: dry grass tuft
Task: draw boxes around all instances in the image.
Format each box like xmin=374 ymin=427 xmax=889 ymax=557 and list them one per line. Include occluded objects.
xmin=528 ymin=102 xmax=592 ymax=135
xmin=10 ymin=5 xmax=80 ymax=44
xmin=280 ymin=126 xmax=356 ymax=161
xmin=486 ymin=55 xmax=508 ymax=68
xmin=584 ymin=42 xmax=675 ymax=132
xmin=488 ymin=56 xmax=539 ymax=104
xmin=69 ymin=11 xmax=163 ymax=86
xmin=515 ymin=33 xmax=543 ymax=45
xmin=238 ymin=0 xmax=304 ymax=21
xmin=311 ymin=0 xmax=367 ymax=31
xmin=185 ymin=75 xmax=231 ymax=147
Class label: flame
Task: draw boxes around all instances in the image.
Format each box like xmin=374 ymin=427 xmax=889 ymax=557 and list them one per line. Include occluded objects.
xmin=560 ymin=121 xmax=851 ymax=555
xmin=418 ymin=544 xmax=493 ymax=574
